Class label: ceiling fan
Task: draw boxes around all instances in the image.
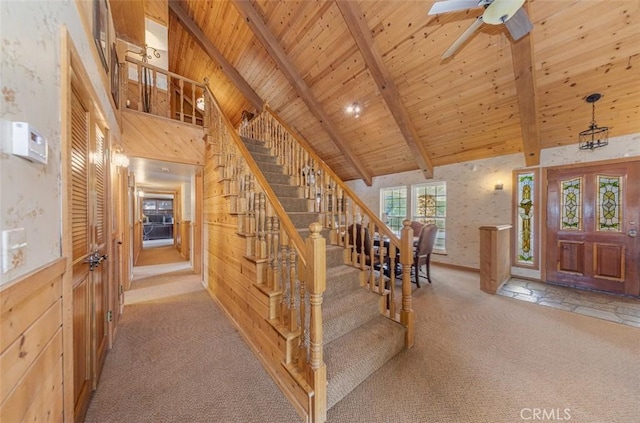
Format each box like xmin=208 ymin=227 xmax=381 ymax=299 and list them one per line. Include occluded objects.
xmin=429 ymin=0 xmax=533 ymax=58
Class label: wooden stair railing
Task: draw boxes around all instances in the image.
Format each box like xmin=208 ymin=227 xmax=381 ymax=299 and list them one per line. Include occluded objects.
xmin=123 ymin=56 xmax=205 ymax=126
xmin=205 ymin=86 xmax=327 ymax=422
xmin=239 ymin=107 xmax=415 ymax=347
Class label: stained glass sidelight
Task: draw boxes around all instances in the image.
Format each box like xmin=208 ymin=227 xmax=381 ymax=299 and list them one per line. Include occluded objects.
xmin=560 ymin=177 xmax=582 ymax=231
xmin=516 ymin=173 xmax=535 ymax=264
xmin=596 ymin=175 xmax=622 ymax=232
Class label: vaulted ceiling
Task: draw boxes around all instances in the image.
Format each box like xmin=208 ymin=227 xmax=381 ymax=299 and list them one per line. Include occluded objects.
xmin=156 ymin=0 xmax=638 ymax=183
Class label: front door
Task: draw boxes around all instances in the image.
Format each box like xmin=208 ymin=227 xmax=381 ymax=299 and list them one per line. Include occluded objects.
xmin=546 ymin=160 xmax=640 ymax=296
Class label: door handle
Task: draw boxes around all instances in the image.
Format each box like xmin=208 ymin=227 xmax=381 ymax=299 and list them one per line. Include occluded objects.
xmin=84 ymin=253 xmax=108 ymax=271
xmin=628 ymin=229 xmax=638 ymax=238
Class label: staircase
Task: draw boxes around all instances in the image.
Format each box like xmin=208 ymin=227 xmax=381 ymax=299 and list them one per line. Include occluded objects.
xmin=241 ymin=136 xmax=406 ymax=410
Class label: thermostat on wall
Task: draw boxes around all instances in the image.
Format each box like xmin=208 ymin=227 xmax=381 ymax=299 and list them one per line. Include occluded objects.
xmin=12 ymin=122 xmax=48 ymax=164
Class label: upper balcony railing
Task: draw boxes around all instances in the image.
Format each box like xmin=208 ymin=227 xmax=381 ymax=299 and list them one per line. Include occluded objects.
xmin=123 ymin=56 xmax=206 ymax=126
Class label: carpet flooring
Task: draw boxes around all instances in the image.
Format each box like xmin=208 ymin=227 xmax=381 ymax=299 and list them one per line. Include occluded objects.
xmin=327 ymin=266 xmax=640 ymax=423
xmin=86 ymin=261 xmax=640 ymax=423
xmin=85 ymin=262 xmax=301 ymax=423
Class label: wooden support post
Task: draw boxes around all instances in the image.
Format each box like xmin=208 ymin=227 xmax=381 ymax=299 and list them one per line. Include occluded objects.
xmin=399 ymin=220 xmax=415 ymax=348
xmin=306 ymin=222 xmax=327 ymax=423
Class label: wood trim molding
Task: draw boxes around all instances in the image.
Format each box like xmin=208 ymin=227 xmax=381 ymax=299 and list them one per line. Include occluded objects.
xmin=0 ymin=258 xmax=66 ymax=304
xmin=168 ymin=1 xmax=263 ymax=113
xmin=232 ymin=0 xmax=373 ymax=186
xmin=336 ymin=0 xmax=434 ymax=179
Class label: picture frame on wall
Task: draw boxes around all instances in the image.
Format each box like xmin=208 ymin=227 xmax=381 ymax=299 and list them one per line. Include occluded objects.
xmin=93 ymin=0 xmax=109 ymax=73
xmin=110 ymin=43 xmax=119 ymax=108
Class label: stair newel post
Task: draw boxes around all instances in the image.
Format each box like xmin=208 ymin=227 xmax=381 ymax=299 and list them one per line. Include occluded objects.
xmin=306 ymin=222 xmax=327 ymax=423
xmin=288 ymin=242 xmax=298 ymax=334
xmin=399 ymin=219 xmax=415 ymax=348
xmin=272 ymin=217 xmax=280 ymax=292
xmin=388 ymin=243 xmax=397 ymax=317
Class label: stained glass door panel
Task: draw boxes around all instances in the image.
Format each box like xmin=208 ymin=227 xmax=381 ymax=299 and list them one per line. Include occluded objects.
xmin=546 ymin=161 xmax=640 ymax=296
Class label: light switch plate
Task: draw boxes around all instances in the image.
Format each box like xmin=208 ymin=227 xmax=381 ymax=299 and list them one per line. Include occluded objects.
xmin=2 ymin=228 xmax=27 ymax=273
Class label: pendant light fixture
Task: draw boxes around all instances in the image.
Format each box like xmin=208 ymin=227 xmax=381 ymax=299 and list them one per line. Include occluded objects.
xmin=578 ymin=93 xmax=609 ymax=150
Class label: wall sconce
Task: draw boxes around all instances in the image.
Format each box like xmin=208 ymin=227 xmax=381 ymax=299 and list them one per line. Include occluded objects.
xmin=494 ymin=181 xmax=504 ymax=191
xmin=112 ymin=152 xmax=129 ymax=168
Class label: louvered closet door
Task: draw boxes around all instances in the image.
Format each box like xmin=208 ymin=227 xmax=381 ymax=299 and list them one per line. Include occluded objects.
xmin=92 ymin=124 xmax=108 ymax=385
xmin=70 ymin=88 xmax=92 ymax=423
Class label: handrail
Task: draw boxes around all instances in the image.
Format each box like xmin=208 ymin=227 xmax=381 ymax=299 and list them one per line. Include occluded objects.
xmin=206 ymin=87 xmax=307 ymax=266
xmin=123 ymin=56 xmax=205 ymax=126
xmin=265 ymin=105 xmax=400 ymax=248
xmin=125 ymin=56 xmax=205 ymax=87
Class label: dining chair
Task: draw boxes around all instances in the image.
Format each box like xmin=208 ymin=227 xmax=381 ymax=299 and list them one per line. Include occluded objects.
xmin=413 ymin=224 xmax=438 ymax=287
xmin=409 ymin=221 xmax=424 ymax=238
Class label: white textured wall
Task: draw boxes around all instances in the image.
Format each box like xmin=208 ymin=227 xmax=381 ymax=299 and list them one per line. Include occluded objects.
xmin=346 ymin=154 xmax=524 ymax=269
xmin=346 ymin=133 xmax=640 ymax=271
xmin=0 ymin=1 xmax=119 ymax=285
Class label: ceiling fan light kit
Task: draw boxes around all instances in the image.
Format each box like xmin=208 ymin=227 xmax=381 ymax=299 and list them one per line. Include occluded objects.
xmin=429 ymin=0 xmax=533 ymax=58
xmin=578 ymin=93 xmax=609 ymax=151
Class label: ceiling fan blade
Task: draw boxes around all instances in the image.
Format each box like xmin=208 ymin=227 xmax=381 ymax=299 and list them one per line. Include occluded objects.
xmin=428 ymin=0 xmax=486 ymax=15
xmin=442 ymin=16 xmax=484 ymax=58
xmin=504 ymin=7 xmax=533 ymax=40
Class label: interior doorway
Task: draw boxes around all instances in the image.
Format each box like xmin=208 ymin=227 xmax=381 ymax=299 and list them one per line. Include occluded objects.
xmin=141 ymin=193 xmax=175 ymax=249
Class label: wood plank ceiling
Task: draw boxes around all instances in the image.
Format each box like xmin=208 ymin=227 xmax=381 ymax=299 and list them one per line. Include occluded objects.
xmin=166 ymin=0 xmax=640 ymax=183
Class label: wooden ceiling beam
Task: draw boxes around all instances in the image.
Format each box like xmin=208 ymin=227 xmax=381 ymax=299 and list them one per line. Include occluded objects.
xmin=232 ymin=0 xmax=373 ymax=186
xmin=335 ymin=0 xmax=434 ymax=179
xmin=510 ymin=25 xmax=541 ymax=166
xmin=168 ymin=1 xmax=263 ymax=113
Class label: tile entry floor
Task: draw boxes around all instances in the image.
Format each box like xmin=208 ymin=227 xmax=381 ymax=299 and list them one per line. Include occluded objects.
xmin=498 ymin=278 xmax=640 ymax=328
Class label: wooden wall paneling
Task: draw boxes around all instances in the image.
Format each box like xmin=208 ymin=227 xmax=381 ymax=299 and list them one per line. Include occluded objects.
xmin=121 ymin=111 xmax=205 ymax=165
xmin=0 ymin=333 xmax=63 ymax=422
xmin=145 ymin=0 xmax=168 ymax=26
xmin=110 ymin=0 xmax=146 ymax=47
xmin=0 ymin=259 xmax=66 ymax=413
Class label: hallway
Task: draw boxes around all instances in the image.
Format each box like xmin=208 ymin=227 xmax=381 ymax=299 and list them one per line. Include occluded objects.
xmin=85 ymin=248 xmax=300 ymax=422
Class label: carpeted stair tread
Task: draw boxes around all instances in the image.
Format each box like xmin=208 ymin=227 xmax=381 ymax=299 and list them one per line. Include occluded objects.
xmin=325 ymin=244 xmax=345 ymax=268
xmin=288 ymin=212 xmax=321 ymax=229
xmin=279 ymin=197 xmax=309 ymax=213
xmin=323 ymin=289 xmax=382 ymax=345
xmin=261 ymin=171 xmax=293 ymax=185
xmin=270 ymin=184 xmax=301 ymax=198
xmin=325 ymin=265 xmax=363 ymax=300
xmin=325 ymin=315 xmax=406 ymax=410
xmin=255 ymin=161 xmax=284 ymax=175
xmin=247 ymin=151 xmax=277 ymax=165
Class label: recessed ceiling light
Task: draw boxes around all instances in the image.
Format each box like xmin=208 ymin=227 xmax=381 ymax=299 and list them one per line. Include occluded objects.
xmin=161 ymin=167 xmax=170 ymax=173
